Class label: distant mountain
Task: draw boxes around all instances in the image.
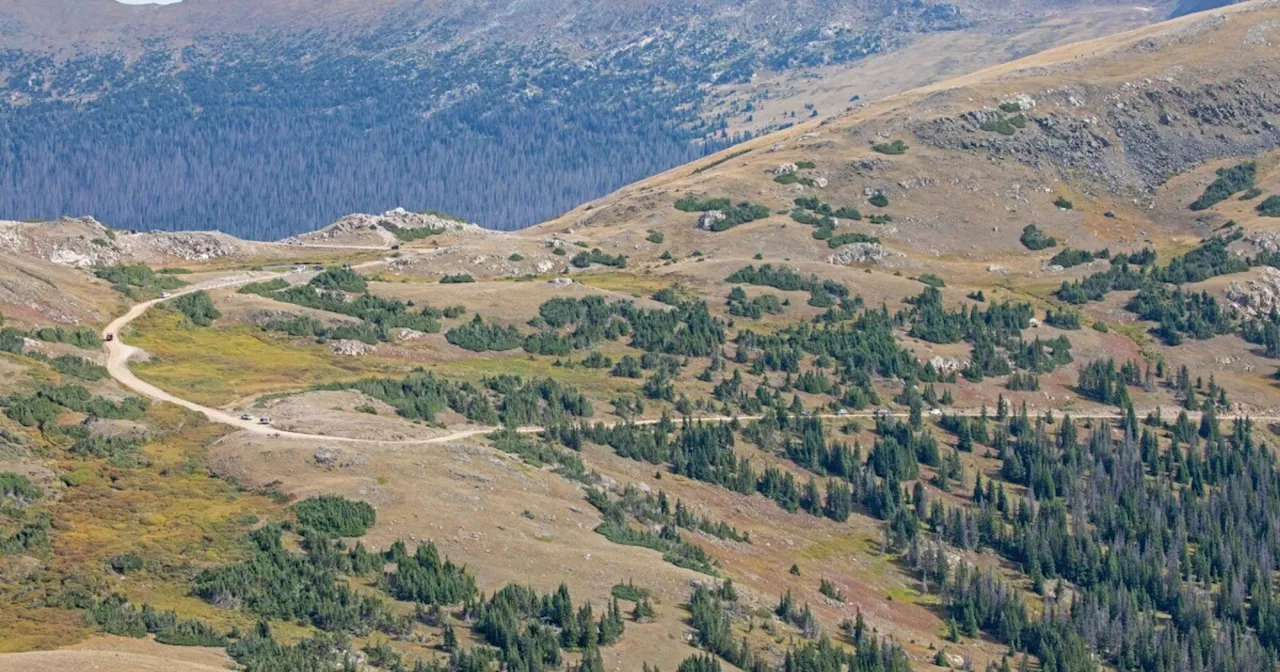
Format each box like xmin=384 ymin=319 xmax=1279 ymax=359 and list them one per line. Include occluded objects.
xmin=0 ymin=0 xmax=1212 ymax=238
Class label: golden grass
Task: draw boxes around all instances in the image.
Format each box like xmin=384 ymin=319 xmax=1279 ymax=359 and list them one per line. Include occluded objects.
xmin=575 ymin=271 xmax=671 ymax=297
xmin=127 ymin=311 xmax=410 ymax=407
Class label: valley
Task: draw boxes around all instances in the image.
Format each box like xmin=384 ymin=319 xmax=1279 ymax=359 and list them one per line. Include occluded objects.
xmin=0 ymin=1 xmax=1279 ymax=671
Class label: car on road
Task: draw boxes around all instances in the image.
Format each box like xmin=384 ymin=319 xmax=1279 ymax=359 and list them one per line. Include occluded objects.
xmin=258 ymin=417 xmax=272 ymax=425
xmin=160 ymin=292 xmax=171 ymax=299
xmin=240 ymin=413 xmax=254 ymax=421
xmin=104 ymin=334 xmax=114 ymax=342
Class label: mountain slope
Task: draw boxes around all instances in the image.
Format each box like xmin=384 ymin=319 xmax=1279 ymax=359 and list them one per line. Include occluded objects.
xmin=0 ymin=0 xmax=1204 ymax=239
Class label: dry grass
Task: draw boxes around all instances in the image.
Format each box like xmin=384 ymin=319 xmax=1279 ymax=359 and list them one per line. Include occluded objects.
xmin=126 ymin=310 xmax=410 ymax=407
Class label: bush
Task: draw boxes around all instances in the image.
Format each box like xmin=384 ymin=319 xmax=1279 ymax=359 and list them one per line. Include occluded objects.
xmin=94 ymin=264 xmax=187 ymax=298
xmin=0 ymin=472 xmax=43 ymax=503
xmin=826 ymin=232 xmax=879 ymax=248
xmin=571 ymin=249 xmax=628 ymax=269
xmin=507 ymin=253 xmax=524 ymax=261
xmin=611 ymin=581 xmax=651 ymax=602
xmin=291 ymin=495 xmax=377 ymax=537
xmin=868 ymin=214 xmax=893 ymax=225
xmin=445 ymin=315 xmax=524 ymax=352
xmin=1093 ymin=321 xmax=1109 ymax=333
xmin=440 ymin=273 xmax=475 ymax=284
xmin=1053 ymin=196 xmax=1074 ymax=210
xmin=173 ymin=290 xmax=221 ymax=326
xmin=868 ymin=192 xmax=889 ymax=208
xmin=646 ymin=230 xmax=665 ymax=244
xmin=238 ymin=278 xmax=290 ymax=295
xmin=918 ymin=273 xmax=945 ymax=288
xmin=1258 ymin=195 xmax=1280 ymax=217
xmin=1020 ymin=224 xmax=1057 ymax=251
xmin=386 ymin=225 xmax=445 ymax=242
xmin=871 ymin=140 xmax=908 ymax=155
xmin=310 ymin=268 xmax=368 ymax=293
xmin=1241 ymin=187 xmax=1264 ymax=200
xmin=50 ymin=355 xmax=108 ymax=381
xmin=980 ymin=114 xmax=1027 ymax=135
xmin=1043 ymin=308 xmax=1082 ymax=330
xmin=1048 ymin=247 xmax=1104 ymax=268
xmin=1190 ymin=162 xmax=1256 ymax=210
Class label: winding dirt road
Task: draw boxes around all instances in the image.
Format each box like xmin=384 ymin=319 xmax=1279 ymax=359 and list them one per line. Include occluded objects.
xmin=103 ymin=269 xmax=1273 ymax=448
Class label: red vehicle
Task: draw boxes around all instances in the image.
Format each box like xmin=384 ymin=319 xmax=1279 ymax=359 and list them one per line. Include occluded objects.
xmin=104 ymin=334 xmax=114 ymax=342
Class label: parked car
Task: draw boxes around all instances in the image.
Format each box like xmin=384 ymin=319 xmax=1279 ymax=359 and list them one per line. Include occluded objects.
xmin=240 ymin=413 xmax=254 ymax=421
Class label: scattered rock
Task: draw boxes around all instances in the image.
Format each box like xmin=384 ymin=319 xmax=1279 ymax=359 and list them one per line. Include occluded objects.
xmin=697 ymin=210 xmax=728 ymax=231
xmin=330 ymin=340 xmax=375 ymax=356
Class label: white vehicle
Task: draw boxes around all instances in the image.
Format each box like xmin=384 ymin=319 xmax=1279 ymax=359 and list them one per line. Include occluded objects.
xmin=160 ymin=292 xmax=171 ymax=299
xmin=836 ymin=408 xmax=849 ymax=416
xmin=240 ymin=413 xmax=254 ymax=422
xmin=928 ymin=408 xmax=942 ymax=416
xmin=258 ymin=417 xmax=272 ymax=425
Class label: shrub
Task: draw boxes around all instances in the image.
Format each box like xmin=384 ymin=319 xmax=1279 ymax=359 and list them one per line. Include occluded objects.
xmin=611 ymin=581 xmax=650 ymax=602
xmin=1093 ymin=321 xmax=1109 ymax=333
xmin=1053 ymin=196 xmax=1074 ymax=210
xmin=868 ymin=192 xmax=889 ymax=208
xmin=1048 ymin=247 xmax=1104 ymax=268
xmin=0 ymin=472 xmax=43 ymax=503
xmin=173 ymin=290 xmax=221 ymax=326
xmin=445 ymin=315 xmax=524 ymax=352
xmin=1190 ymin=162 xmax=1256 ymax=210
xmin=646 ymin=230 xmax=665 ymax=244
xmin=871 ymin=140 xmax=908 ymax=155
xmin=292 ymin=495 xmax=377 ymax=536
xmin=1043 ymin=308 xmax=1082 ymax=330
xmin=998 ymin=102 xmax=1023 ymax=113
xmin=571 ymin=249 xmax=628 ymax=269
xmin=386 ymin=225 xmax=445 ymax=242
xmin=826 ymin=232 xmax=879 ymax=248
xmin=868 ymin=214 xmax=893 ymax=225
xmin=440 ymin=273 xmax=475 ymax=283
xmin=51 ymin=355 xmax=108 ymax=381
xmin=508 ymin=253 xmax=524 ymax=261
xmin=94 ymin=264 xmax=187 ymax=298
xmin=795 ymin=160 xmax=816 ymax=169
xmin=238 ymin=278 xmax=290 ymax=295
xmin=1020 ymin=224 xmax=1057 ymax=251
xmin=310 ymin=268 xmax=368 ymax=293
xmin=918 ymin=273 xmax=945 ymax=288
xmin=980 ymin=114 xmax=1027 ymax=135
xmin=1241 ymin=187 xmax=1264 ymax=200
xmin=1258 ymin=195 xmax=1280 ymax=217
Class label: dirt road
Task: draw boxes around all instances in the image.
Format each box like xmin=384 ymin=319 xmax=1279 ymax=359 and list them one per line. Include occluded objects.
xmin=103 ymin=269 xmax=1267 ymax=447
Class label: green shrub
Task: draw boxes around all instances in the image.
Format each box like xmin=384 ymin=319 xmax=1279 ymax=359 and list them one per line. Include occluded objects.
xmin=980 ymin=113 xmax=1026 ymax=135
xmin=445 ymin=314 xmax=523 ymax=352
xmin=868 ymin=192 xmax=889 ymax=208
xmin=1020 ymin=224 xmax=1057 ymax=250
xmin=775 ymin=173 xmax=815 ymax=186
xmin=310 ymin=268 xmax=367 ymax=293
xmin=870 ymin=140 xmax=908 ymax=155
xmin=1053 ymin=196 xmax=1074 ymax=210
xmin=238 ymin=278 xmax=290 ymax=295
xmin=173 ymin=290 xmax=221 ymax=326
xmin=1093 ymin=321 xmax=1109 ymax=333
xmin=93 ymin=264 xmax=187 ymax=299
xmin=1258 ymin=195 xmax=1280 ymax=217
xmin=868 ymin=214 xmax=893 ymax=225
xmin=571 ymin=249 xmax=627 ymax=269
xmin=1190 ymin=162 xmax=1256 ymax=211
xmin=291 ymin=495 xmax=377 ymax=536
xmin=385 ymin=225 xmax=445 ymax=242
xmin=998 ymin=102 xmax=1023 ymax=113
xmin=0 ymin=472 xmax=43 ymax=503
xmin=826 ymin=232 xmax=879 ymax=248
xmin=50 ymin=355 xmax=108 ymax=381
xmin=611 ymin=581 xmax=651 ymax=602
xmin=646 ymin=230 xmax=665 ymax=244
xmin=1241 ymin=187 xmax=1264 ymax=200
xmin=795 ymin=160 xmax=816 ymax=169
xmin=507 ymin=253 xmax=524 ymax=261
xmin=918 ymin=273 xmax=945 ymax=288
xmin=440 ymin=273 xmax=475 ymax=284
